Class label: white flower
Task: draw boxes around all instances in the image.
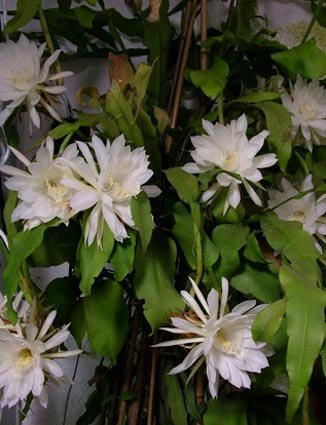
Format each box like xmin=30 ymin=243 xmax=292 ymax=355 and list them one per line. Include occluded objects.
xmin=0 ymin=34 xmax=73 ymax=128
xmin=0 ymin=309 xmax=81 ymax=409
xmin=0 ymin=137 xmax=79 ymax=229
xmin=62 ymin=134 xmax=158 ymax=245
xmin=281 ymin=76 xmax=326 ymax=151
xmin=155 ymin=277 xmax=272 ymax=398
xmin=183 ymin=114 xmax=277 ymax=214
xmin=268 ymin=175 xmax=326 ymax=251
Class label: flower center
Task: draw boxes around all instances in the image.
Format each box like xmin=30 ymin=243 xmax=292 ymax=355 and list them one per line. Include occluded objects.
xmin=222 ymin=153 xmax=239 ymax=172
xmin=9 ymin=68 xmax=33 ymax=89
xmin=102 ymin=176 xmax=130 ymax=200
xmin=44 ymin=179 xmax=69 ymax=204
xmin=297 ymin=103 xmax=316 ymax=120
xmin=214 ymin=328 xmax=234 ymax=354
xmin=16 ymin=348 xmax=34 ymax=370
xmin=291 ymin=209 xmax=306 ymax=222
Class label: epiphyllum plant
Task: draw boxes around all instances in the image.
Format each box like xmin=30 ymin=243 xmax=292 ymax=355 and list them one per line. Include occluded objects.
xmin=0 ymin=0 xmax=326 ymax=424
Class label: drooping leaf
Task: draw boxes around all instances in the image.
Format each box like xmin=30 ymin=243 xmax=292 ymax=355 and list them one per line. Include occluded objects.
xmin=172 ymin=203 xmax=197 ymax=269
xmin=153 ymin=106 xmax=169 ymax=134
xmin=3 ymin=220 xmax=60 ymax=321
xmin=110 ymin=231 xmax=136 ymax=281
xmin=187 ymin=56 xmax=229 ymax=100
xmin=133 ymin=63 xmax=153 ymax=117
xmin=134 ymin=230 xmax=184 ymax=331
xmin=3 ymin=191 xmax=18 ymax=242
xmin=5 ymin=0 xmax=41 ymax=33
xmin=211 ymin=224 xmax=249 ymax=280
xmin=231 ymin=264 xmax=281 ymax=302
xmin=164 ymin=362 xmax=188 ymax=425
xmin=204 ymin=398 xmax=248 ymax=425
xmin=131 ymin=191 xmax=153 ymax=253
xmin=84 ymin=280 xmax=128 ymax=363
xmin=252 ymin=298 xmax=286 ymax=344
xmin=108 ymin=52 xmax=134 ymax=90
xmin=271 ymin=39 xmax=326 ymax=79
xmin=77 ymin=222 xmax=115 ymax=295
xmin=260 ymin=214 xmax=321 ymax=282
xmin=279 ymin=266 xmax=326 ymax=422
xmin=232 ymin=92 xmax=280 ymax=104
xmin=43 ymin=276 xmax=80 ymax=327
xmin=255 ymin=102 xmax=292 ymax=171
xmin=165 ymin=167 xmax=199 ymax=204
xmin=75 ymin=6 xmax=97 ymax=28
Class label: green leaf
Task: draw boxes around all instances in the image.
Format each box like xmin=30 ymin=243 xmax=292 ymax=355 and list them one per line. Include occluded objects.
xmin=130 ymin=191 xmax=153 ymax=253
xmin=187 ymin=56 xmax=229 ymax=99
xmin=5 ymin=0 xmax=41 ymax=33
xmin=243 ymin=232 xmax=266 ymax=264
xmin=165 ymin=167 xmax=199 ymax=204
xmin=134 ymin=231 xmax=184 ymax=332
xmin=77 ymin=223 xmax=115 ymax=295
xmin=75 ymin=6 xmax=97 ymax=28
xmin=280 ymin=266 xmax=326 ymax=421
xmin=84 ymin=280 xmax=128 ymax=362
xmin=260 ymin=214 xmax=321 ymax=281
xmin=134 ymin=63 xmax=153 ymax=117
xmin=210 ymin=189 xmax=245 ymax=224
xmin=211 ymin=224 xmax=249 ymax=280
xmin=202 ymin=232 xmax=220 ymax=268
xmin=43 ymin=276 xmax=80 ymax=327
xmin=3 ymin=220 xmax=60 ymax=321
xmin=48 ymin=115 xmax=101 ymax=140
xmin=70 ymin=299 xmax=86 ymax=347
xmin=255 ymin=102 xmax=292 ymax=171
xmin=204 ymin=398 xmax=248 ymax=425
xmin=164 ymin=363 xmax=188 ymax=425
xmin=172 ymin=204 xmax=197 ymax=269
xmin=4 ymin=191 xmax=18 ymax=242
xmin=271 ymin=39 xmax=326 ymax=79
xmin=76 ymin=389 xmax=102 ymax=425
xmin=110 ymin=231 xmax=136 ymax=281
xmin=232 ymin=92 xmax=280 ymax=104
xmin=231 ymin=264 xmax=281 ymax=302
xmin=27 ymin=221 xmax=81 ymax=267
xmin=252 ymin=299 xmax=286 ymax=344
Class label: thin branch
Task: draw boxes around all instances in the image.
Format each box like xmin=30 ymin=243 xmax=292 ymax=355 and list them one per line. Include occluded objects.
xmin=147 ymin=334 xmax=159 ymax=425
xmin=166 ymin=0 xmax=199 ymax=154
xmin=200 ymin=0 xmax=208 ymax=70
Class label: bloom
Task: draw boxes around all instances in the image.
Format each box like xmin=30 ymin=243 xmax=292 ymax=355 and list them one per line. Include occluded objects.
xmin=0 ymin=34 xmax=73 ymax=128
xmin=268 ymin=175 xmax=326 ymax=251
xmin=0 ymin=137 xmax=80 ymax=229
xmin=0 ymin=309 xmax=81 ymax=408
xmin=62 ymin=134 xmax=158 ymax=245
xmin=155 ymin=277 xmax=272 ymax=398
xmin=281 ymin=76 xmax=326 ymax=151
xmin=183 ymin=114 xmax=277 ymax=214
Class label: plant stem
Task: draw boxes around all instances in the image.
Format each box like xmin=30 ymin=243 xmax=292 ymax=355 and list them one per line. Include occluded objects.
xmin=200 ymin=0 xmax=208 ymax=70
xmin=218 ymin=92 xmax=224 ymax=124
xmin=166 ymin=0 xmax=199 ymax=154
xmin=147 ymin=334 xmax=158 ymax=425
xmin=38 ymin=6 xmax=63 ymax=84
xmin=302 ymin=0 xmax=324 ymax=43
xmin=62 ymin=355 xmax=80 ymax=425
xmin=302 ymin=387 xmax=310 ymax=425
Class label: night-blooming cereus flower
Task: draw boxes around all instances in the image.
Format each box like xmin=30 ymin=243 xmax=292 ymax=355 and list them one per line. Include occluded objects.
xmin=0 ymin=34 xmax=73 ymax=128
xmin=268 ymin=175 xmax=326 ymax=252
xmin=0 ymin=137 xmax=79 ymax=229
xmin=155 ymin=277 xmax=272 ymax=398
xmin=183 ymin=114 xmax=277 ymax=214
xmin=281 ymin=76 xmax=326 ymax=152
xmin=62 ymin=134 xmax=159 ymax=246
xmin=0 ymin=309 xmax=81 ymax=409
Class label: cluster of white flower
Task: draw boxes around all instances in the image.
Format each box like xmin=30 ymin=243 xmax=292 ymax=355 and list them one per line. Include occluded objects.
xmin=0 ymin=35 xmax=73 ymax=130
xmin=0 ymin=135 xmax=157 ymax=246
xmin=155 ymin=277 xmax=272 ymax=397
xmin=183 ymin=114 xmax=278 ymax=214
xmin=0 ymin=293 xmax=81 ymax=409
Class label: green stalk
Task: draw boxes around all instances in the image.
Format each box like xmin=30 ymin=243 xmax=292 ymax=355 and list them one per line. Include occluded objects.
xmin=302 ymin=0 xmax=325 ymax=43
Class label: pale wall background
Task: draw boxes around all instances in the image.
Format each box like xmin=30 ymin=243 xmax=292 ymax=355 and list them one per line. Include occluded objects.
xmin=0 ymin=1 xmax=312 ymax=424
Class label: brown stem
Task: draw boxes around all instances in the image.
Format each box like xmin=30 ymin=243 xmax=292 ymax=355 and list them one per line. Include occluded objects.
xmin=195 ymin=365 xmax=205 ymax=425
xmin=127 ymin=334 xmax=150 ymax=425
xmin=116 ymin=311 xmax=140 ymax=425
xmin=147 ymin=334 xmax=159 ymax=425
xmin=165 ymin=0 xmax=199 ymax=154
xmin=200 ymin=0 xmax=208 ymax=70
